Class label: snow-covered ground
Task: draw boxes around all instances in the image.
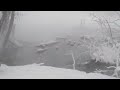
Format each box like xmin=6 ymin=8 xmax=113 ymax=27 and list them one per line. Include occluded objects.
xmin=0 ymin=64 xmax=116 ymax=79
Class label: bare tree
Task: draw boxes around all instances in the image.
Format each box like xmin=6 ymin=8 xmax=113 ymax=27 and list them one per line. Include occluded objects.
xmin=0 ymin=11 xmax=11 ymax=34
xmin=0 ymin=11 xmax=15 ymax=62
xmin=90 ymin=12 xmax=120 ymax=78
xmin=2 ymin=11 xmax=15 ymax=49
xmin=90 ymin=13 xmax=120 ymax=45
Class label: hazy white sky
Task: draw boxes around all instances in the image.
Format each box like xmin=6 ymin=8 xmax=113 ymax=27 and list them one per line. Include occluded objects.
xmin=14 ymin=11 xmax=117 ymax=43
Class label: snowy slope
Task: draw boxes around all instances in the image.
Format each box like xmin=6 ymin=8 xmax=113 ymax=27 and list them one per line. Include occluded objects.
xmin=0 ymin=64 xmax=116 ymax=79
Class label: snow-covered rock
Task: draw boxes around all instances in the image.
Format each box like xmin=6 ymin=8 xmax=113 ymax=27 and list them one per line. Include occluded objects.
xmin=0 ymin=64 xmax=117 ymax=79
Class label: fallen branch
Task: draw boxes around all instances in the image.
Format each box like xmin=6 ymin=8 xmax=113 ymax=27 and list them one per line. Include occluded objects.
xmin=65 ymin=50 xmax=76 ymax=70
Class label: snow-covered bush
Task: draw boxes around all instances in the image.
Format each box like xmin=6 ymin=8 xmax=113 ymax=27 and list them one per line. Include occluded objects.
xmin=89 ymin=12 xmax=120 ymax=77
xmin=92 ymin=41 xmax=120 ymax=64
xmin=92 ymin=40 xmax=120 ymax=77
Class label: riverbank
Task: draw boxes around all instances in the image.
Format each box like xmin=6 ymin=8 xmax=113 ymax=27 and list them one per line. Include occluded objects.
xmin=0 ymin=64 xmax=116 ymax=79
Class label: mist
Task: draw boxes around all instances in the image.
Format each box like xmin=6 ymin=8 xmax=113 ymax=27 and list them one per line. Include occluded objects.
xmin=14 ymin=11 xmax=115 ymax=43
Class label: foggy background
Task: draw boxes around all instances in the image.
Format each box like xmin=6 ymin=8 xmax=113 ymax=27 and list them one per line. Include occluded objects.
xmin=14 ymin=11 xmax=115 ymax=43
xmin=1 ymin=11 xmax=118 ymax=66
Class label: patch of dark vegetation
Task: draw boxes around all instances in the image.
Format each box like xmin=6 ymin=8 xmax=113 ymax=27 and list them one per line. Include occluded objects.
xmin=76 ymin=59 xmax=118 ymax=77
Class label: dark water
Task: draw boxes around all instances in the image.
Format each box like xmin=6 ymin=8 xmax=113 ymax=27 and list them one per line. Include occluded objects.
xmin=12 ymin=39 xmax=91 ymax=68
xmin=1 ymin=38 xmax=119 ymax=78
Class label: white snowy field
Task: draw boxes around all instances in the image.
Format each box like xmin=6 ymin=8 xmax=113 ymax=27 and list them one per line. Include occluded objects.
xmin=0 ymin=64 xmax=117 ymax=79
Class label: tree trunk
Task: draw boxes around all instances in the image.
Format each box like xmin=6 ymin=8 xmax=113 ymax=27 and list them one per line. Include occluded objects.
xmin=0 ymin=11 xmax=11 ymax=33
xmin=2 ymin=11 xmax=15 ymax=49
xmin=0 ymin=11 xmax=15 ymax=63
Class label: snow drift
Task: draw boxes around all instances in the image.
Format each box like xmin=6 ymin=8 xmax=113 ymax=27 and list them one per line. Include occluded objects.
xmin=0 ymin=64 xmax=116 ymax=79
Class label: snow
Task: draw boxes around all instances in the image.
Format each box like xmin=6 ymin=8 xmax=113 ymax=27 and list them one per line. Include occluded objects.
xmin=0 ymin=64 xmax=117 ymax=79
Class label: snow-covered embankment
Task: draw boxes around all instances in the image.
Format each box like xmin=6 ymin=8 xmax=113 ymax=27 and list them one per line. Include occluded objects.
xmin=0 ymin=64 xmax=116 ymax=79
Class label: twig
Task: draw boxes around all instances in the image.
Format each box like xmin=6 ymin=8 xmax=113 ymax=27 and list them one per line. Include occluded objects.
xmin=65 ymin=51 xmax=76 ymax=70
xmin=71 ymin=51 xmax=76 ymax=70
xmin=107 ymin=66 xmax=116 ymax=69
xmin=93 ymin=69 xmax=108 ymax=73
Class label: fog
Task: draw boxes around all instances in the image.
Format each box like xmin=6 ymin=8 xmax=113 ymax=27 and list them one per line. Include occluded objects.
xmin=14 ymin=11 xmax=116 ymax=43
